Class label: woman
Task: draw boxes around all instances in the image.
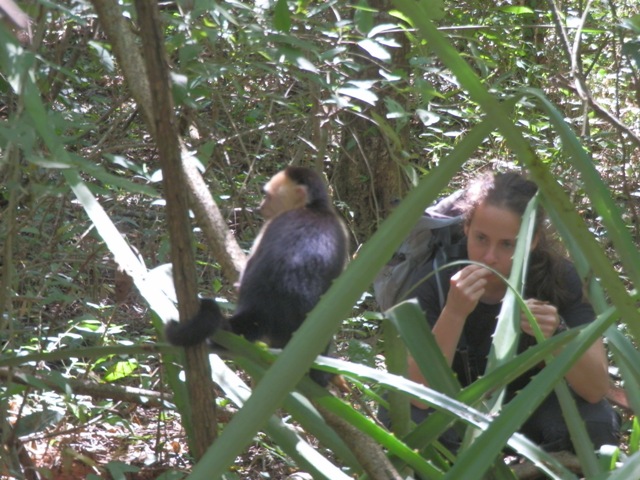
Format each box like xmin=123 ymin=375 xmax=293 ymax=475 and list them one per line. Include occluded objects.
xmin=405 ymin=171 xmax=620 ymax=452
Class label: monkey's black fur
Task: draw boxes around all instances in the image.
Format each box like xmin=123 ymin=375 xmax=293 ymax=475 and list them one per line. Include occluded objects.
xmin=165 ymin=167 xmax=348 ymax=386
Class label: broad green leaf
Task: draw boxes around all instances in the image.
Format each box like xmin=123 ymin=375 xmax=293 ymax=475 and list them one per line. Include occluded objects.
xmin=499 ymin=6 xmax=534 ymax=14
xmin=274 ymin=0 xmax=291 ymax=32
xmin=621 ymin=15 xmax=640 ymax=34
xmin=386 ymin=300 xmax=460 ymax=397
xmin=607 ymin=451 xmax=640 ymax=480
xmin=105 ymin=461 xmax=140 ymax=478
xmin=416 ymin=0 xmax=444 ymax=21
xmin=13 ymin=410 xmax=64 ymax=438
xmin=354 ymin=0 xmax=375 ymax=34
xmin=104 ymin=360 xmax=138 ymax=382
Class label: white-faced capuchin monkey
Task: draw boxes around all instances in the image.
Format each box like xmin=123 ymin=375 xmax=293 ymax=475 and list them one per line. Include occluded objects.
xmin=165 ymin=166 xmax=349 ymax=386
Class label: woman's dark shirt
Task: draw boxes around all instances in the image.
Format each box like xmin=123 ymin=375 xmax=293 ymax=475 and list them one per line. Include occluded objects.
xmin=412 ymin=250 xmax=594 ymax=391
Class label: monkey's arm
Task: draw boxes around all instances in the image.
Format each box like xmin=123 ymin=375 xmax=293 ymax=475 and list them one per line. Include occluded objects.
xmin=165 ymin=298 xmax=224 ymax=347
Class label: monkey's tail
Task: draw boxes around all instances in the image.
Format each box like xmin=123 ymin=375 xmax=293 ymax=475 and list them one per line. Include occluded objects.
xmin=165 ymin=298 xmax=223 ymax=347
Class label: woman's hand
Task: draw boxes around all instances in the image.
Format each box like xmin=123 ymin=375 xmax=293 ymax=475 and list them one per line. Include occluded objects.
xmin=521 ymin=298 xmax=560 ymax=339
xmin=447 ymin=265 xmax=491 ymax=317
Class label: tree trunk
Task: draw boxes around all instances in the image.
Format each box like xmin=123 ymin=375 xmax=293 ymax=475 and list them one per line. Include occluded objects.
xmin=134 ymin=0 xmax=218 ymax=458
xmin=334 ymin=0 xmax=412 ymax=242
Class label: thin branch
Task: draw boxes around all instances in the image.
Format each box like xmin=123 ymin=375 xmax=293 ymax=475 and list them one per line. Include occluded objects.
xmin=0 ymin=367 xmax=173 ymax=408
xmin=553 ymin=75 xmax=640 ymax=150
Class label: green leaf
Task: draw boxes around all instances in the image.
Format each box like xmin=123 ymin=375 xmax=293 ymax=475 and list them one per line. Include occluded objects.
xmin=416 ymin=0 xmax=444 ymax=21
xmin=416 ymin=108 xmax=441 ymax=126
xmin=105 ymin=461 xmax=140 ymax=480
xmin=621 ymin=15 xmax=640 ymax=34
xmin=295 ymin=55 xmax=318 ymax=73
xmin=14 ymin=410 xmax=64 ymax=437
xmin=499 ymin=6 xmax=534 ymax=14
xmin=274 ymin=0 xmax=291 ymax=32
xmin=387 ymin=300 xmax=460 ymax=397
xmin=630 ymin=417 xmax=640 ymax=455
xmin=354 ymin=0 xmax=375 ymax=34
xmin=104 ymin=359 xmax=138 ymax=382
xmin=607 ymin=452 xmax=640 ymax=480
xmin=622 ymin=40 xmax=640 ymax=69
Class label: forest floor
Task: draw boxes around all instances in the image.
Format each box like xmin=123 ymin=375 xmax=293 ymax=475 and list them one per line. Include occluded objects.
xmin=5 ymin=392 xmax=306 ymax=479
xmin=5 ymin=372 xmax=632 ymax=479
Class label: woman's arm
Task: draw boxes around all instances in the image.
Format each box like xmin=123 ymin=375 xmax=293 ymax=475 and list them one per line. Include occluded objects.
xmin=565 ymin=338 xmax=609 ymax=403
xmin=408 ymin=265 xmax=492 ymax=407
xmin=521 ymin=299 xmax=609 ymax=403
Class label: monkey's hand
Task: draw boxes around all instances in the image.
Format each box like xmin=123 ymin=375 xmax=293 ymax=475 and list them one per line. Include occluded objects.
xmin=165 ymin=298 xmax=224 ymax=347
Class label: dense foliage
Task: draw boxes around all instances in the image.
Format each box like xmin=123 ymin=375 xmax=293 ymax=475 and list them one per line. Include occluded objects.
xmin=1 ymin=0 xmax=639 ymax=478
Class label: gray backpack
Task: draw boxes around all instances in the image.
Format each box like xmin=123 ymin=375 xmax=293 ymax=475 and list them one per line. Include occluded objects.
xmin=373 ymin=190 xmax=467 ymax=311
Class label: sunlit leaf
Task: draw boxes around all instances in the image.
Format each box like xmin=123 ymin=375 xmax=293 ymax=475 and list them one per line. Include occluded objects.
xmin=104 ymin=360 xmax=138 ymax=382
xmin=88 ymin=41 xmax=115 ymax=73
xmin=499 ymin=6 xmax=534 ymax=14
xmin=417 ymin=108 xmax=440 ymax=126
xmin=295 ymin=55 xmax=318 ymax=73
xmin=337 ymin=86 xmax=378 ymax=105
xmin=358 ymin=38 xmax=391 ymax=61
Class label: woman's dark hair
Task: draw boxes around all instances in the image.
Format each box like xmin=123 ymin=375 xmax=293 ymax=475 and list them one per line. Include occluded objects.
xmin=462 ymin=171 xmax=572 ymax=307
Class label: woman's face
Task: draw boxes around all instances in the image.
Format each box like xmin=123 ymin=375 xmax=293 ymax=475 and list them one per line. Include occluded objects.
xmin=464 ymin=201 xmax=522 ymax=293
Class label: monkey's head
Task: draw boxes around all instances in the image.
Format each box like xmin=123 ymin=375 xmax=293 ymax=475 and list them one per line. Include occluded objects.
xmin=259 ymin=166 xmax=330 ymax=219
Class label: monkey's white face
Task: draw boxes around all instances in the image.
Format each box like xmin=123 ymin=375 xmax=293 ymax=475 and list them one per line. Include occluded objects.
xmin=259 ymin=171 xmax=307 ymax=219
